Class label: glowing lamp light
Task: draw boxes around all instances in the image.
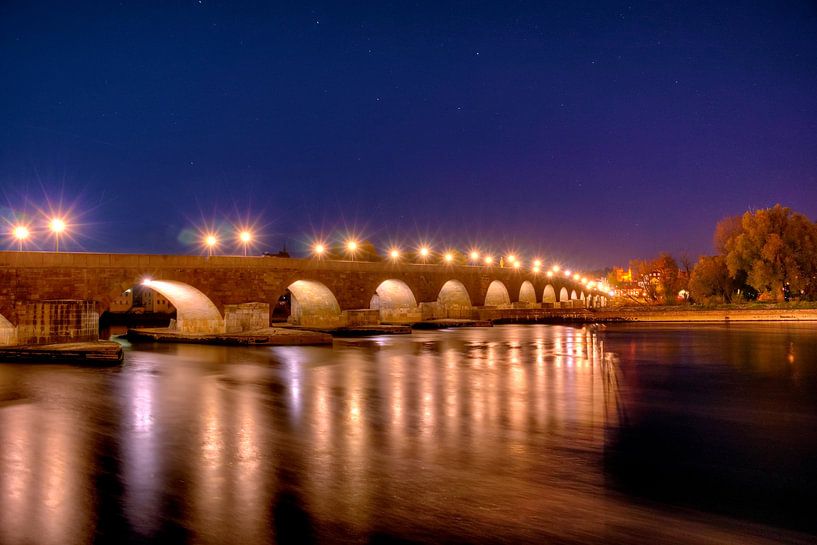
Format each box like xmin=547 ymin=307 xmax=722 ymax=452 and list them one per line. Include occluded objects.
xmin=484 ymin=256 xmax=493 ymax=265
xmin=513 ymin=261 xmax=521 ymax=269
xmin=206 ymin=235 xmax=217 ymax=246
xmin=609 ymin=290 xmax=615 ymax=297
xmin=444 ymin=252 xmax=454 ymax=263
xmin=313 ymin=243 xmax=326 ymax=256
xmin=239 ymin=230 xmax=252 ymax=243
xmin=419 ymin=246 xmax=430 ymax=257
xmin=533 ymin=259 xmax=542 ymax=267
xmin=546 ymin=271 xmax=554 ymax=278
xmin=552 ymin=265 xmax=561 ymax=273
xmin=142 ymin=278 xmax=153 ymax=287
xmin=533 ymin=265 xmax=540 ymax=273
xmin=507 ymin=254 xmax=516 ymax=263
xmin=470 ymin=250 xmax=480 ymax=261
xmin=49 ymin=218 xmax=66 ymax=233
xmin=346 ymin=240 xmax=358 ymax=252
xmin=13 ymin=225 xmax=29 ymax=240
xmin=588 ymin=281 xmax=596 ymax=288
xmin=12 ymin=225 xmax=29 ymax=251
xmin=564 ymin=269 xmax=572 ymax=277
xmin=389 ymin=248 xmax=401 ymax=259
xmin=573 ymin=273 xmax=580 ymax=281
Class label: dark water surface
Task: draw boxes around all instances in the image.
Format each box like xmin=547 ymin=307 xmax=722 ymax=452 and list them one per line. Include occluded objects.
xmin=1 ymin=324 xmax=816 ymax=544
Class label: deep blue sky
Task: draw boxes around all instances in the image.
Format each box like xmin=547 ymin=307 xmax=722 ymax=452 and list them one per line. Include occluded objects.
xmin=1 ymin=1 xmax=816 ymax=268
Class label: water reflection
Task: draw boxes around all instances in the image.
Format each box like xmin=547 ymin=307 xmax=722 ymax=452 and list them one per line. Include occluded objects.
xmin=0 ymin=324 xmax=815 ymax=544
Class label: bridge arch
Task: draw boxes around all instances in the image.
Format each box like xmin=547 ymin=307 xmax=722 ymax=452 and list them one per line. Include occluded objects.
xmin=142 ymin=280 xmax=223 ymax=334
xmin=570 ymin=290 xmax=578 ymax=300
xmin=437 ymin=280 xmax=472 ymax=318
xmin=519 ymin=281 xmax=536 ymax=304
xmin=559 ymin=287 xmax=569 ymax=302
xmin=288 ymin=279 xmax=342 ymax=327
xmin=0 ymin=313 xmax=15 ymax=345
xmin=484 ymin=280 xmax=511 ymax=307
xmin=371 ymin=279 xmax=419 ymax=323
xmin=543 ymin=284 xmax=557 ymax=304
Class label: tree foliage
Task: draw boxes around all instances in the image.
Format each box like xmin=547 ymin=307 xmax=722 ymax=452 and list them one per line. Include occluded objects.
xmin=689 ymin=255 xmax=734 ymax=303
xmin=689 ymin=205 xmax=817 ymax=302
xmin=723 ymin=205 xmax=817 ymax=301
xmin=631 ymin=252 xmax=681 ymax=304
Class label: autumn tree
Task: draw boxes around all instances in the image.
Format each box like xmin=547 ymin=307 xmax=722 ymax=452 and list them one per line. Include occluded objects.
xmin=724 ymin=205 xmax=817 ymax=301
xmin=631 ymin=253 xmax=681 ymax=304
xmin=689 ymin=255 xmax=734 ymax=303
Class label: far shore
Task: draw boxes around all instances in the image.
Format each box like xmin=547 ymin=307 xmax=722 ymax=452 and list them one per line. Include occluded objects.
xmin=592 ymin=305 xmax=817 ymax=322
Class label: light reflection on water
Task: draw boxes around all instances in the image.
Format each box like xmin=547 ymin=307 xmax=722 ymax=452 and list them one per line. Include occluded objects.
xmin=0 ymin=324 xmax=815 ymax=544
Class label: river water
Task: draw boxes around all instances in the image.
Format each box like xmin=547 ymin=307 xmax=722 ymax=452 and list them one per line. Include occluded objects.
xmin=0 ymin=323 xmax=816 ymax=544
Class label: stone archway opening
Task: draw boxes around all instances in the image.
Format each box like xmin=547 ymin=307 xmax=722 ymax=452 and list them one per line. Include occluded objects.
xmin=559 ymin=287 xmax=570 ymax=302
xmin=142 ymin=280 xmax=222 ymax=334
xmin=437 ymin=280 xmax=472 ymax=318
xmin=570 ymin=290 xmax=578 ymax=300
xmin=484 ymin=280 xmax=511 ymax=307
xmin=519 ymin=281 xmax=536 ymax=305
xmin=372 ymin=279 xmax=420 ymax=323
xmin=0 ymin=313 xmax=15 ymax=346
xmin=287 ymin=280 xmax=342 ymax=328
xmin=543 ymin=284 xmax=557 ymax=305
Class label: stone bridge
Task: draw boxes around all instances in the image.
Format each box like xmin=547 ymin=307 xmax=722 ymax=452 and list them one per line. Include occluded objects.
xmin=0 ymin=251 xmax=605 ymax=344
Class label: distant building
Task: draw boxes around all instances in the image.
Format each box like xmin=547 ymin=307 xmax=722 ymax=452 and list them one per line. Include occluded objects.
xmin=110 ymin=289 xmax=134 ymax=313
xmin=613 ymin=267 xmax=633 ymax=283
xmin=134 ymin=286 xmax=175 ymax=314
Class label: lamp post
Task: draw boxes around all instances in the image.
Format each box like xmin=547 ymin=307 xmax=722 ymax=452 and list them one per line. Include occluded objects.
xmin=205 ymin=234 xmax=218 ymax=257
xmin=49 ymin=217 xmax=66 ymax=252
xmin=239 ymin=230 xmax=252 ymax=257
xmin=13 ymin=225 xmax=29 ymax=251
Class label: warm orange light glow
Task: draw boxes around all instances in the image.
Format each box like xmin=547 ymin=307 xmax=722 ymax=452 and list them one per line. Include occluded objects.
xmin=552 ymin=265 xmax=561 ymax=272
xmin=573 ymin=273 xmax=580 ymax=281
xmin=513 ymin=261 xmax=521 ymax=269
xmin=346 ymin=240 xmax=358 ymax=252
xmin=484 ymin=256 xmax=493 ymax=265
xmin=389 ymin=248 xmax=400 ymax=259
xmin=419 ymin=246 xmax=430 ymax=257
xmin=313 ymin=243 xmax=326 ymax=255
xmin=142 ymin=278 xmax=153 ymax=287
xmin=206 ymin=235 xmax=218 ymax=247
xmin=507 ymin=254 xmax=516 ymax=263
xmin=49 ymin=217 xmax=66 ymax=233
xmin=546 ymin=271 xmax=554 ymax=278
xmin=239 ymin=230 xmax=252 ymax=243
xmin=444 ymin=252 xmax=453 ymax=263
xmin=469 ymin=250 xmax=480 ymax=260
xmin=533 ymin=265 xmax=540 ymax=273
xmin=13 ymin=225 xmax=29 ymax=240
xmin=564 ymin=269 xmax=572 ymax=277
xmin=533 ymin=259 xmax=542 ymax=267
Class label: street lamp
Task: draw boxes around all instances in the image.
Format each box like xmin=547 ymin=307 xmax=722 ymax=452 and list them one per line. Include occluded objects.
xmin=205 ymin=234 xmax=218 ymax=257
xmin=345 ymin=239 xmax=358 ymax=259
xmin=389 ymin=248 xmax=401 ymax=260
xmin=12 ymin=225 xmax=29 ymax=251
xmin=49 ymin=217 xmax=66 ymax=252
xmin=238 ymin=230 xmax=252 ymax=256
xmin=418 ymin=245 xmax=430 ymax=262
xmin=484 ymin=256 xmax=493 ymax=266
xmin=313 ymin=242 xmax=326 ymax=257
xmin=444 ymin=252 xmax=454 ymax=264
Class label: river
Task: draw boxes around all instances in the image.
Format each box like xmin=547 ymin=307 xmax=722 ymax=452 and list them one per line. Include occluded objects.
xmin=0 ymin=323 xmax=815 ymax=544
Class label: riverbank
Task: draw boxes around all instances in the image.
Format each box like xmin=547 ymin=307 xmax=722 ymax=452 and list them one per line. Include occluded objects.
xmin=127 ymin=327 xmax=332 ymax=345
xmin=0 ymin=341 xmax=124 ymax=364
xmin=595 ymin=307 xmax=817 ymax=322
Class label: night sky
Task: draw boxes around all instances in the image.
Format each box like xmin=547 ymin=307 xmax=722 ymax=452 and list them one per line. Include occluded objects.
xmin=1 ymin=1 xmax=816 ymax=268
